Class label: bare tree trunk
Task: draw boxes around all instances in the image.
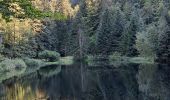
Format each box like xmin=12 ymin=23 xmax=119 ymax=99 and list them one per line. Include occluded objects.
xmin=78 ymin=28 xmax=83 ymax=59
xmin=13 ymin=20 xmax=16 ymax=58
xmin=13 ymin=21 xmax=16 ymax=44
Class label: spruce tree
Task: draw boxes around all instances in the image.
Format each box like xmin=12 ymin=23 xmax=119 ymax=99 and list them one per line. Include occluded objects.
xmin=120 ymin=15 xmax=138 ymax=56
xmin=157 ymin=14 xmax=170 ymax=63
xmin=96 ymin=7 xmax=125 ymax=55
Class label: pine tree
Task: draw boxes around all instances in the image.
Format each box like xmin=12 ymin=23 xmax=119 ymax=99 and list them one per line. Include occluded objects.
xmin=96 ymin=6 xmax=125 ymax=55
xmin=83 ymin=0 xmax=102 ymax=54
xmin=66 ymin=0 xmax=88 ymax=58
xmin=157 ymin=14 xmax=170 ymax=63
xmin=120 ymin=15 xmax=138 ymax=56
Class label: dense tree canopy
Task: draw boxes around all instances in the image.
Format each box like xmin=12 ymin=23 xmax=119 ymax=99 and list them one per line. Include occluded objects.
xmin=0 ymin=0 xmax=66 ymax=21
xmin=0 ymin=0 xmax=169 ymax=63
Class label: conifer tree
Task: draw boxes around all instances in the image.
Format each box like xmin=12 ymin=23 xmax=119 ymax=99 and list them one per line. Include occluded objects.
xmin=120 ymin=15 xmax=138 ymax=56
xmin=96 ymin=6 xmax=125 ymax=55
xmin=157 ymin=14 xmax=170 ymax=63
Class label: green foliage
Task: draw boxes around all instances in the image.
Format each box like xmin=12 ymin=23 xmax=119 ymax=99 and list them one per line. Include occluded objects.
xmin=96 ymin=7 xmax=125 ymax=54
xmin=111 ymin=52 xmax=122 ymax=57
xmin=110 ymin=52 xmax=122 ymax=61
xmin=0 ymin=0 xmax=169 ymax=63
xmin=157 ymin=14 xmax=170 ymax=63
xmin=39 ymin=50 xmax=60 ymax=62
xmin=0 ymin=58 xmax=27 ymax=82
xmin=120 ymin=16 xmax=138 ymax=56
xmin=135 ymin=32 xmax=156 ymax=57
xmin=0 ymin=0 xmax=67 ymax=21
xmin=0 ymin=58 xmax=26 ymax=72
xmin=1 ymin=40 xmax=38 ymax=58
xmin=0 ymin=54 xmax=4 ymax=62
xmin=129 ymin=57 xmax=154 ymax=64
xmin=18 ymin=0 xmax=43 ymax=19
xmin=60 ymin=56 xmax=74 ymax=65
xmin=42 ymin=12 xmax=67 ymax=20
xmin=23 ymin=57 xmax=44 ymax=68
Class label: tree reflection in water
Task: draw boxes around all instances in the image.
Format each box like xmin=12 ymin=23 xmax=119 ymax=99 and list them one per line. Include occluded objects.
xmin=0 ymin=62 xmax=169 ymax=100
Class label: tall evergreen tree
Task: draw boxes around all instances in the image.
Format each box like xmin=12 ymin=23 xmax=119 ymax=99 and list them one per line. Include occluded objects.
xmin=157 ymin=14 xmax=170 ymax=63
xmin=66 ymin=0 xmax=88 ymax=58
xmin=96 ymin=6 xmax=125 ymax=55
xmin=83 ymin=0 xmax=102 ymax=54
xmin=120 ymin=15 xmax=138 ymax=56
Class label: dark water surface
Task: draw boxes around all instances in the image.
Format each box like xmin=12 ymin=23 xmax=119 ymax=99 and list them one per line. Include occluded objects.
xmin=0 ymin=62 xmax=169 ymax=100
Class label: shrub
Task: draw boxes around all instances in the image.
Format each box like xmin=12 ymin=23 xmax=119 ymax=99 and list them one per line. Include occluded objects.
xmin=110 ymin=52 xmax=122 ymax=61
xmin=23 ymin=57 xmax=44 ymax=68
xmin=13 ymin=59 xmax=27 ymax=70
xmin=39 ymin=50 xmax=60 ymax=62
xmin=0 ymin=59 xmax=26 ymax=72
xmin=0 ymin=54 xmax=4 ymax=62
xmin=135 ymin=32 xmax=156 ymax=57
xmin=0 ymin=59 xmax=27 ymax=82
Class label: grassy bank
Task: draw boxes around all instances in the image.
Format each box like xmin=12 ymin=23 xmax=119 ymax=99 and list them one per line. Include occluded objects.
xmin=0 ymin=55 xmax=154 ymax=82
xmin=87 ymin=55 xmax=155 ymax=66
xmin=45 ymin=56 xmax=74 ymax=66
xmin=0 ymin=56 xmax=74 ymax=83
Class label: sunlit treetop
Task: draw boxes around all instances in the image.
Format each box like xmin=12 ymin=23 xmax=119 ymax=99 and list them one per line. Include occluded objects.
xmin=0 ymin=0 xmax=67 ymax=21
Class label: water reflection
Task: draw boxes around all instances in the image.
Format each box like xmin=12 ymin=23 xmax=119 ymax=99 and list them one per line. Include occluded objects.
xmin=0 ymin=62 xmax=169 ymax=100
xmin=138 ymin=64 xmax=170 ymax=100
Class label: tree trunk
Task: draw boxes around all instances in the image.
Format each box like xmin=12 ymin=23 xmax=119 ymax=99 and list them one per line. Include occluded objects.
xmin=78 ymin=28 xmax=83 ymax=59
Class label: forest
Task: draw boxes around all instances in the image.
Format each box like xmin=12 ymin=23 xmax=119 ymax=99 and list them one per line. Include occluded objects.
xmin=0 ymin=0 xmax=170 ymax=77
xmin=0 ymin=0 xmax=170 ymax=100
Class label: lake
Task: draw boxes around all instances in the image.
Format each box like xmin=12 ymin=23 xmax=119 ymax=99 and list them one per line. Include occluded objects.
xmin=0 ymin=62 xmax=169 ymax=100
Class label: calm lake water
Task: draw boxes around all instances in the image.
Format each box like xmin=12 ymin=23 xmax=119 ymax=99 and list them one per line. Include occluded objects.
xmin=0 ymin=62 xmax=169 ymax=100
